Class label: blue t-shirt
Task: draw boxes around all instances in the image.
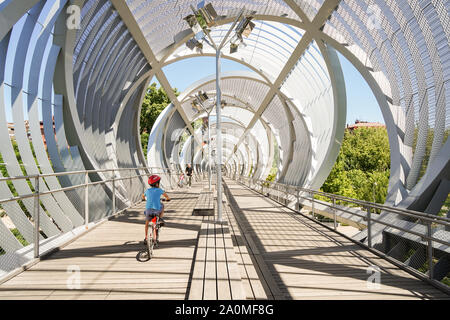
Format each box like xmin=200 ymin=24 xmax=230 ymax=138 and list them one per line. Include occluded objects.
xmin=145 ymin=187 xmax=164 ymax=210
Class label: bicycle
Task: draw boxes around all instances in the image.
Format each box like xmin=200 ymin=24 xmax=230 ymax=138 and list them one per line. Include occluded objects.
xmin=177 ymin=173 xmax=185 ymax=188
xmin=137 ymin=199 xmax=169 ymax=262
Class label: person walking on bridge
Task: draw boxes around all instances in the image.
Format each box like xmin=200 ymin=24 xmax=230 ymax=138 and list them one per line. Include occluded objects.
xmin=185 ymin=164 xmax=193 ymax=188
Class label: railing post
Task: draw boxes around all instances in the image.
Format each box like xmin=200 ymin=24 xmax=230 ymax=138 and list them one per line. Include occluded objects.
xmin=112 ymin=169 xmax=116 ymax=215
xmin=367 ymin=206 xmax=372 ymax=248
xmin=296 ymin=188 xmax=300 ymax=211
xmin=332 ymin=197 xmax=337 ymax=230
xmin=285 ymin=185 xmax=288 ymax=205
xmin=427 ymin=220 xmax=433 ymax=280
xmin=84 ymin=171 xmax=89 ymax=227
xmin=311 ymin=191 xmax=315 ymax=219
xmin=33 ymin=175 xmax=40 ymax=258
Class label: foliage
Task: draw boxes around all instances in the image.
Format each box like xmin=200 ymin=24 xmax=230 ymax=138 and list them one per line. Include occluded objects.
xmin=11 ymin=228 xmax=28 ymax=247
xmin=412 ymin=128 xmax=450 ymax=183
xmin=320 ymin=127 xmax=390 ymax=204
xmin=411 ymin=128 xmax=450 ymax=216
xmin=266 ymin=167 xmax=277 ymax=182
xmin=140 ymin=132 xmax=149 ymax=156
xmin=192 ymin=118 xmax=203 ymax=131
xmin=266 ymin=134 xmax=279 ymax=181
xmin=139 ymin=83 xmax=179 ymax=153
xmin=0 ymin=139 xmax=33 ymax=217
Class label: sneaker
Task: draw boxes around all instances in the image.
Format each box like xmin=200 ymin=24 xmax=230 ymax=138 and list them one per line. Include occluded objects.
xmin=143 ymin=239 xmax=147 ymax=245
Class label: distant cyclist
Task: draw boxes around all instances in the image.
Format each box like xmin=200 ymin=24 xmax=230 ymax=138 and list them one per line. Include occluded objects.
xmin=178 ymin=172 xmax=185 ymax=188
xmin=142 ymin=175 xmax=170 ymax=244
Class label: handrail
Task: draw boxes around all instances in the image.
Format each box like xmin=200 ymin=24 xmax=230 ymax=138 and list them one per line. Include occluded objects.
xmin=235 ymin=176 xmax=450 ymax=246
xmin=234 ymin=174 xmax=450 ymax=291
xmin=245 ymin=177 xmax=450 ymax=225
xmin=0 ymin=166 xmax=184 ymax=259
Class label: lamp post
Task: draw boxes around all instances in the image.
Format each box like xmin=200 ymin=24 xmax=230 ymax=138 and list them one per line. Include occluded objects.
xmin=192 ymin=93 xmax=213 ymax=191
xmin=184 ymin=4 xmax=254 ymax=222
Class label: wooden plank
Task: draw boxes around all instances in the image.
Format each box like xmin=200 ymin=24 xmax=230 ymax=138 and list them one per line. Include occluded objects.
xmin=223 ymin=178 xmax=450 ymax=300
xmin=188 ymin=217 xmax=208 ymax=300
xmin=216 ymin=222 xmax=231 ymax=300
xmin=222 ymin=223 xmax=246 ymax=300
xmin=193 ymin=192 xmax=214 ymax=216
xmin=203 ymin=218 xmax=217 ymax=300
xmin=0 ymin=189 xmax=204 ymax=300
xmin=223 ymin=205 xmax=268 ymax=300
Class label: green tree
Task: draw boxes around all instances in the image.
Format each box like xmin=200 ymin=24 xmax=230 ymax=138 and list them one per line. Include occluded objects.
xmin=140 ymin=83 xmax=178 ymax=154
xmin=320 ymin=127 xmax=390 ymax=204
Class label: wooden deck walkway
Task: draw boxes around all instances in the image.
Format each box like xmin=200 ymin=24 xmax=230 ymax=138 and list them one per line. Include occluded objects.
xmin=188 ymin=216 xmax=245 ymax=300
xmin=0 ymin=178 xmax=448 ymax=300
xmin=223 ymin=178 xmax=449 ymax=300
xmin=0 ymin=187 xmax=204 ymax=300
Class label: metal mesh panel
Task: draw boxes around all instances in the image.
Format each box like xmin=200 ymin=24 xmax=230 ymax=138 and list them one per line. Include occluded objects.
xmin=126 ymin=0 xmax=298 ymax=55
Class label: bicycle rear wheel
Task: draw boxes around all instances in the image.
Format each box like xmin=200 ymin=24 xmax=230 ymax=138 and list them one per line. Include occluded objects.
xmin=137 ymin=249 xmax=150 ymax=261
xmin=147 ymin=222 xmax=155 ymax=259
xmin=156 ymin=225 xmax=161 ymax=247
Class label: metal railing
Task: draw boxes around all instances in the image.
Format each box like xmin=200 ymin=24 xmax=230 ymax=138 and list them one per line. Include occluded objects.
xmin=235 ymin=175 xmax=450 ymax=292
xmin=0 ymin=166 xmax=187 ymax=259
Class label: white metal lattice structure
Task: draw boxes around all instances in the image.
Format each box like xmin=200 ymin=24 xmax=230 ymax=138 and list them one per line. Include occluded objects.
xmin=0 ymin=0 xmax=449 ymax=282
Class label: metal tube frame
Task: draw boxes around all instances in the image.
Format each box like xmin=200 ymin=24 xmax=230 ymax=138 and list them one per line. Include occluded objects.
xmin=33 ymin=176 xmax=40 ymax=259
xmin=84 ymin=171 xmax=89 ymax=227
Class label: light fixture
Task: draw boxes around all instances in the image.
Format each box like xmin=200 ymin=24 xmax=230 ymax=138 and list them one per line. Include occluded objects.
xmin=184 ymin=3 xmax=218 ymax=47
xmin=236 ymin=16 xmax=255 ymax=38
xmin=198 ymin=3 xmax=218 ymax=28
xmin=186 ymin=38 xmax=203 ymax=51
xmin=197 ymin=91 xmax=209 ymax=102
xmin=230 ymin=43 xmax=238 ymax=54
xmin=191 ymin=100 xmax=202 ymax=112
xmin=184 ymin=14 xmax=202 ymax=34
xmin=229 ymin=16 xmax=254 ymax=54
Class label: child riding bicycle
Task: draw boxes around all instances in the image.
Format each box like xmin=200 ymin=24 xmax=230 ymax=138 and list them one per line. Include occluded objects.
xmin=142 ymin=175 xmax=170 ymax=244
xmin=178 ymin=172 xmax=185 ymax=188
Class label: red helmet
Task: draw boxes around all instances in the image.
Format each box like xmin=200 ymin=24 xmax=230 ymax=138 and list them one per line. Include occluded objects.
xmin=148 ymin=175 xmax=161 ymax=185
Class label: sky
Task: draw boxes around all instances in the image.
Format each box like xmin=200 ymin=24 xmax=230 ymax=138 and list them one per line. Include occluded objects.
xmin=153 ymin=53 xmax=385 ymax=125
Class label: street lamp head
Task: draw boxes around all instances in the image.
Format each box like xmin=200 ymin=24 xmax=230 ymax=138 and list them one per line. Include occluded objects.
xmin=197 ymin=91 xmax=209 ymax=102
xmin=184 ymin=3 xmax=218 ymax=50
xmin=236 ymin=16 xmax=255 ymax=38
xmin=229 ymin=16 xmax=254 ymax=54
xmin=230 ymin=42 xmax=239 ymax=54
xmin=186 ymin=38 xmax=203 ymax=52
xmin=191 ymin=100 xmax=202 ymax=112
xmin=198 ymin=3 xmax=218 ymax=27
